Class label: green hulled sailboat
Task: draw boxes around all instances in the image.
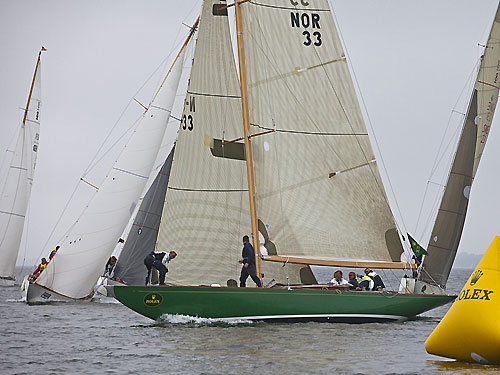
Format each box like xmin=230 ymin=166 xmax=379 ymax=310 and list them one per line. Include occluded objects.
xmin=111 ymin=0 xmax=500 ymax=322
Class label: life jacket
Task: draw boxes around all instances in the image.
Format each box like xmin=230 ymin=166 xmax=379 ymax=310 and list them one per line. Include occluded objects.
xmin=40 ymin=263 xmax=46 ymax=270
xmin=360 ymin=275 xmax=374 ymax=290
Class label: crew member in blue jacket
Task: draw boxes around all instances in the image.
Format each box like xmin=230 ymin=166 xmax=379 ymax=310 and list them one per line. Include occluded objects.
xmin=239 ymin=235 xmax=262 ymax=287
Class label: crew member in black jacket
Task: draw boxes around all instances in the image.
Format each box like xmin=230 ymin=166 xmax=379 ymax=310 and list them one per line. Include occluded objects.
xmin=144 ymin=250 xmax=177 ymax=285
xmin=239 ymin=235 xmax=262 ymax=288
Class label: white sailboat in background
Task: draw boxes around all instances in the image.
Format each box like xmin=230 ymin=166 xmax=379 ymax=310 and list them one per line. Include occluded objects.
xmin=24 ymin=29 xmax=196 ymax=302
xmin=0 ymin=47 xmax=45 ymax=287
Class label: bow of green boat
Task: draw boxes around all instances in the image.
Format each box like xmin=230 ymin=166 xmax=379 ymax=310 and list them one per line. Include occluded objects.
xmin=112 ymin=285 xmax=456 ymax=323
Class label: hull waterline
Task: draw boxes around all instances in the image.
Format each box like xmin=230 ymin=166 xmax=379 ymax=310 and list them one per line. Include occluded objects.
xmin=113 ymin=285 xmax=456 ymax=323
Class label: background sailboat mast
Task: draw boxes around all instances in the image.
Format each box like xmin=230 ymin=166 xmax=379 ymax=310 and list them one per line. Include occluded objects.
xmin=235 ymin=0 xmax=261 ymax=280
xmin=22 ymin=47 xmax=45 ymax=126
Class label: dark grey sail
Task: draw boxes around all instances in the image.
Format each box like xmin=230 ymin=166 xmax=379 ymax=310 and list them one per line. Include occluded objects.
xmin=112 ymin=147 xmax=175 ymax=285
xmin=420 ymin=92 xmax=478 ymax=288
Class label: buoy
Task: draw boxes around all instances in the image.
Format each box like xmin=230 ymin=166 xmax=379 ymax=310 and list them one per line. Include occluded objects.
xmin=425 ymin=236 xmax=500 ymax=364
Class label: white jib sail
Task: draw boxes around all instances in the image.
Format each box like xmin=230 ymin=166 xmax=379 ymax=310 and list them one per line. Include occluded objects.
xmin=0 ymin=55 xmax=42 ymax=279
xmin=240 ymin=0 xmax=402 ymax=262
xmin=35 ymin=49 xmax=186 ymax=299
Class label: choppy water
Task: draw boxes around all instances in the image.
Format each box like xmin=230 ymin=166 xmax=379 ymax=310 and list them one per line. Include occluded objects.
xmin=1 ymin=267 xmax=499 ymax=375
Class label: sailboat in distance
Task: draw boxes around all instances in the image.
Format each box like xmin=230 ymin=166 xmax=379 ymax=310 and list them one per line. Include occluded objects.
xmin=111 ymin=0 xmax=456 ymax=323
xmin=0 ymin=47 xmax=45 ymax=287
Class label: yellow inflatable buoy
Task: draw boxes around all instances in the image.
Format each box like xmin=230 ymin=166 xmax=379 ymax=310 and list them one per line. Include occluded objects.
xmin=425 ymin=236 xmax=500 ymax=364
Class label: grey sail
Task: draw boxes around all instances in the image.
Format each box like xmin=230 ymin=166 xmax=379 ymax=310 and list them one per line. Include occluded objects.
xmin=112 ymin=147 xmax=175 ymax=285
xmin=421 ymin=5 xmax=500 ymax=288
xmin=420 ymin=92 xmax=477 ymax=288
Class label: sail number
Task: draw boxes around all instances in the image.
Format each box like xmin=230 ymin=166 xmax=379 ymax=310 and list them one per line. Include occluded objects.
xmin=182 ymin=114 xmax=194 ymax=131
xmin=302 ymin=30 xmax=321 ymax=47
xmin=182 ymin=95 xmax=195 ymax=131
xmin=290 ymin=8 xmax=322 ymax=47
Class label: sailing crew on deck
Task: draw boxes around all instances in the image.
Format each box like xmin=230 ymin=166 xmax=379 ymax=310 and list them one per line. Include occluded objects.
xmin=330 ymin=270 xmax=350 ymax=286
xmin=144 ymin=250 xmax=177 ymax=285
xmin=348 ymin=271 xmax=362 ymax=290
xmin=358 ymin=273 xmax=374 ymax=290
xmin=31 ymin=258 xmax=48 ymax=280
xmin=239 ymin=235 xmax=262 ymax=288
xmin=364 ymin=268 xmax=386 ymax=291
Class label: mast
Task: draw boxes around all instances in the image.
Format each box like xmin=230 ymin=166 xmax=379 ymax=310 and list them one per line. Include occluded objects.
xmin=234 ymin=0 xmax=261 ymax=281
xmin=22 ymin=47 xmax=45 ymax=126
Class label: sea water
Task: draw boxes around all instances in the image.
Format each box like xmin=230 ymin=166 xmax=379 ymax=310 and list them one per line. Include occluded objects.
xmin=1 ymin=267 xmax=500 ymax=375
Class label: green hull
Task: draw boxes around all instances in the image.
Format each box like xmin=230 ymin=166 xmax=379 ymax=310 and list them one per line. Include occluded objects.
xmin=113 ymin=285 xmax=456 ymax=323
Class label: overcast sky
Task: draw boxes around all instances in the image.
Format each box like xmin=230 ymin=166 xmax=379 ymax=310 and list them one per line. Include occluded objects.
xmin=1 ymin=0 xmax=499 ymax=268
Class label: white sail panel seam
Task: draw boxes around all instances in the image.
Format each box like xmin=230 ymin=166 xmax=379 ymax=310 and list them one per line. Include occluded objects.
xmin=9 ymin=166 xmax=28 ymax=171
xmin=149 ymin=106 xmax=172 ymax=113
xmin=0 ymin=211 xmax=26 ymax=218
xmin=111 ymin=167 xmax=149 ymax=179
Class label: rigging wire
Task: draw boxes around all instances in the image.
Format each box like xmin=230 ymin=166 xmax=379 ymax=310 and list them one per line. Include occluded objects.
xmin=415 ymin=58 xmax=480 ymax=240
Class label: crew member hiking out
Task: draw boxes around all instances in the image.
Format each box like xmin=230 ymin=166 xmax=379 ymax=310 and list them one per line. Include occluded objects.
xmin=143 ymin=250 xmax=177 ymax=285
xmin=239 ymin=235 xmax=262 ymax=288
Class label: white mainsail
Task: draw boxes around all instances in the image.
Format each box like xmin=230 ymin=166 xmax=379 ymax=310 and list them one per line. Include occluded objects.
xmin=421 ymin=5 xmax=500 ymax=288
xmin=240 ymin=0 xmax=403 ymax=262
xmin=35 ymin=48 xmax=187 ymax=299
xmin=0 ymin=49 xmax=43 ymax=282
xmin=156 ymin=0 xmax=313 ymax=286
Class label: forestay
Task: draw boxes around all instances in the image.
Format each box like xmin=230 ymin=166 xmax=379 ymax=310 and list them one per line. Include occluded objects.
xmin=421 ymin=4 xmax=500 ymax=288
xmin=0 ymin=52 xmax=42 ymax=280
xmin=240 ymin=0 xmax=402 ymax=262
xmin=157 ymin=0 xmax=312 ymax=286
xmin=35 ymin=48 xmax=186 ymax=299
